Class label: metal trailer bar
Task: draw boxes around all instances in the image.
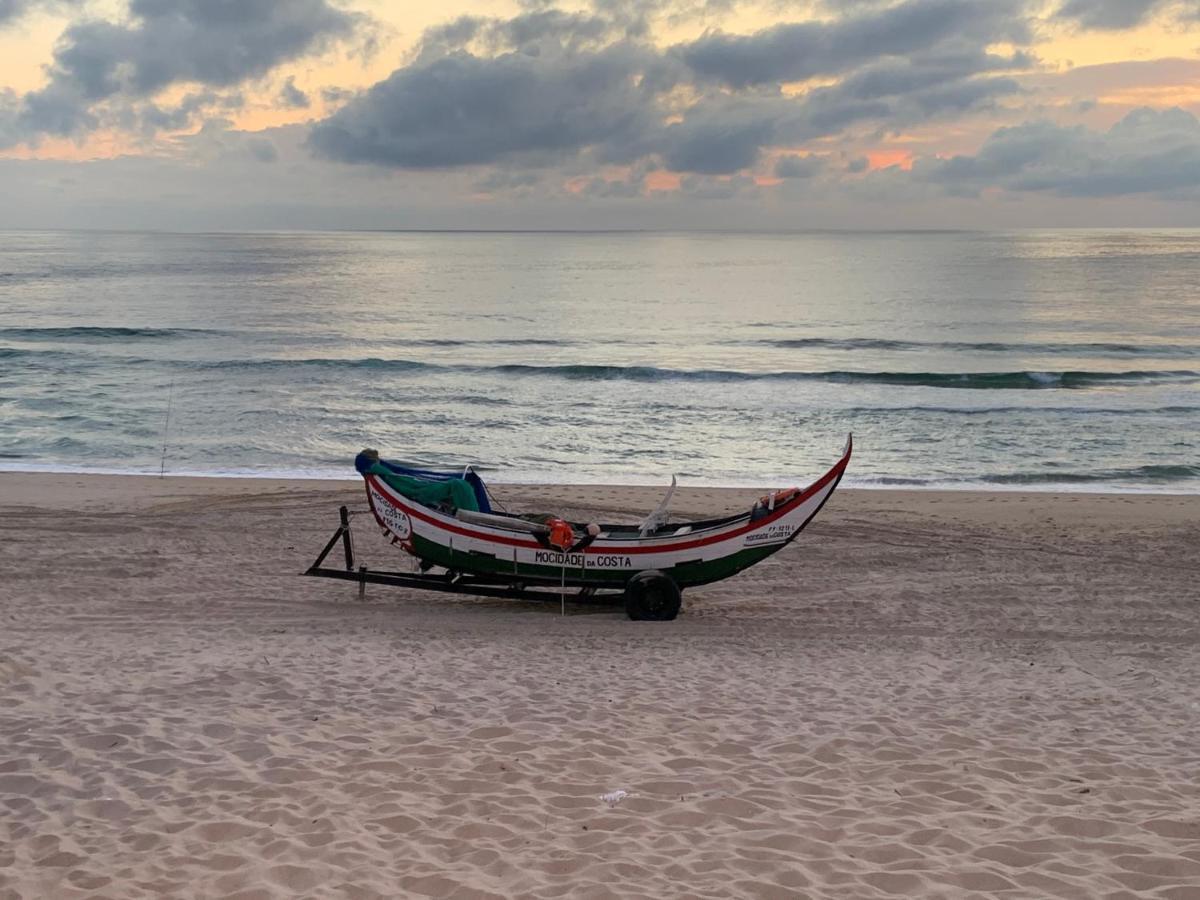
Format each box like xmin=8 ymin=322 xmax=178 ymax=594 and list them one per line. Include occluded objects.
xmin=303 ymin=505 xmax=624 ymax=606
xmin=307 ymin=505 xmax=356 ymax=572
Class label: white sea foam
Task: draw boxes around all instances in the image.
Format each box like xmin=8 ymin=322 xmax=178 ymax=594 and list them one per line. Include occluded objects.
xmin=1028 ymin=371 xmax=1062 ymax=385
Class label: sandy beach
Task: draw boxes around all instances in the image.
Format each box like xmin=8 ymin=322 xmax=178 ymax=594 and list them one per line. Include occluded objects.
xmin=2 ymin=472 xmax=1199 ymax=899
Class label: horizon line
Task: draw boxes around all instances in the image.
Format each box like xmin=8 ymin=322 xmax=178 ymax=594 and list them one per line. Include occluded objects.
xmin=4 ymin=225 xmax=1200 ymax=236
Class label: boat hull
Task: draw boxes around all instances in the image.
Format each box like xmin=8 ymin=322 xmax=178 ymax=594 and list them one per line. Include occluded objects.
xmin=363 ymin=439 xmax=851 ymax=590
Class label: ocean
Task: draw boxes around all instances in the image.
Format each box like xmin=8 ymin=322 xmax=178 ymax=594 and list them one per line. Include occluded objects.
xmin=1 ymin=229 xmax=1197 ymax=492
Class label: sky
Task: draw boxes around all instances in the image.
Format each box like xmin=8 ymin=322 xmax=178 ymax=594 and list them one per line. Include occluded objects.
xmin=1 ymin=0 xmax=1199 ymax=229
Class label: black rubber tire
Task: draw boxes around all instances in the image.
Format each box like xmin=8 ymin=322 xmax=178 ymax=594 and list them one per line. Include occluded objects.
xmin=624 ymin=570 xmax=682 ymax=621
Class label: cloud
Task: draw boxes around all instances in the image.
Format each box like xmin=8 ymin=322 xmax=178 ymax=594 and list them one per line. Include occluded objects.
xmin=167 ymin=116 xmax=301 ymax=167
xmin=4 ymin=115 xmax=1200 ymax=230
xmin=474 ymin=169 xmax=543 ymax=192
xmin=4 ymin=0 xmax=360 ymax=146
xmin=0 ymin=0 xmax=80 ymax=28
xmin=9 ymin=0 xmax=1199 ymax=227
xmin=674 ymin=0 xmax=1030 ymax=88
xmin=136 ymin=90 xmax=244 ymax=135
xmin=308 ymin=42 xmax=662 ymax=168
xmin=1024 ymin=55 xmax=1200 ymax=104
xmin=651 ymin=58 xmax=1021 ymax=176
xmin=278 ymin=76 xmax=310 ymax=109
xmin=56 ymin=0 xmax=356 ymax=96
xmin=677 ymin=171 xmax=758 ymax=199
xmin=319 ymin=86 xmax=355 ymax=105
xmin=1055 ymin=0 xmax=1170 ymax=29
xmin=657 ymin=95 xmax=783 ymax=174
xmin=830 ymin=49 xmax=1031 ymax=104
xmin=308 ymin=0 xmax=1035 ymax=177
xmin=14 ymin=80 xmax=96 ymax=137
xmin=246 ymin=137 xmax=279 ymax=162
xmin=920 ymin=106 xmax=1200 ymax=197
xmin=415 ymin=8 xmax=626 ymax=61
xmin=578 ymin=172 xmax=645 ymax=197
xmin=774 ymin=153 xmax=825 ymax=178
xmin=0 ymin=88 xmax=23 ymax=146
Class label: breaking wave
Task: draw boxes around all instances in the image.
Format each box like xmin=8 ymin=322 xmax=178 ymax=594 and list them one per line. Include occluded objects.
xmin=385 ymin=337 xmax=577 ymax=348
xmin=842 ymin=404 xmax=1200 ymax=417
xmin=851 ymin=465 xmax=1200 ymax=488
xmin=191 ymin=359 xmax=1200 ymax=389
xmin=736 ymin=336 xmax=1200 ymax=357
xmin=979 ymin=465 xmax=1200 ymax=485
xmin=6 ymin=346 xmax=1197 ymax=391
xmin=467 ymin=364 xmax=1197 ymax=389
xmin=0 ymin=326 xmax=222 ymax=341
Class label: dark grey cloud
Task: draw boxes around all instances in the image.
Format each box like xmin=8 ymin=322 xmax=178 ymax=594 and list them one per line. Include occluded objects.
xmin=774 ymin=154 xmax=824 ymax=178
xmin=414 ymin=7 xmax=636 ymax=63
xmin=653 ymin=88 xmax=895 ymax=175
xmin=320 ymin=86 xmax=355 ymax=106
xmin=491 ymin=8 xmax=623 ymax=49
xmin=660 ymin=111 xmax=777 ymax=174
xmin=309 ymin=0 xmax=1034 ymax=177
xmin=414 ymin=15 xmax=484 ymax=59
xmin=279 ymin=76 xmax=310 ymax=109
xmin=677 ymin=172 xmax=758 ymax=199
xmin=831 ymin=49 xmax=1031 ymax=103
xmin=0 ymin=0 xmax=80 ymax=28
xmin=579 ymin=173 xmax=645 ymax=197
xmin=246 ymin=137 xmax=279 ymax=162
xmin=652 ymin=56 xmax=1021 ymax=176
xmin=0 ymin=89 xmax=22 ymax=147
xmin=136 ymin=90 xmax=244 ymax=135
xmin=1055 ymin=0 xmax=1169 ymax=29
xmin=675 ymin=0 xmax=1030 ymax=89
xmin=56 ymin=0 xmax=356 ymax=97
xmin=475 ymin=169 xmax=544 ymax=192
xmin=920 ymin=106 xmax=1200 ymax=197
xmin=15 ymin=80 xmax=96 ymax=137
xmin=902 ymin=74 xmax=1022 ymax=116
xmin=308 ymin=43 xmax=662 ymax=168
xmin=4 ymin=0 xmax=359 ymax=146
xmin=652 ymin=88 xmax=825 ymax=176
xmin=784 ymin=52 xmax=1024 ymax=140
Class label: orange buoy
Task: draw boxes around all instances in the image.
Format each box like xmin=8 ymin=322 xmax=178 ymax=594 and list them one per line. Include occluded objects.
xmin=547 ymin=517 xmax=576 ymax=551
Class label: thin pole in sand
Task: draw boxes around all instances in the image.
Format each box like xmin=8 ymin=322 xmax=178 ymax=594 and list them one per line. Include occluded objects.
xmin=159 ymin=378 xmax=174 ymax=478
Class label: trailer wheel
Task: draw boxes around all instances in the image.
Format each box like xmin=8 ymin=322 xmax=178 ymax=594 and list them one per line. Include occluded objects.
xmin=624 ymin=570 xmax=681 ymax=621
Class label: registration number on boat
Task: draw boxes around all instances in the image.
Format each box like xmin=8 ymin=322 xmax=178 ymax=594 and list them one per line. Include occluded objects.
xmin=745 ymin=524 xmax=789 ymax=545
xmin=534 ymin=551 xmax=633 ymax=568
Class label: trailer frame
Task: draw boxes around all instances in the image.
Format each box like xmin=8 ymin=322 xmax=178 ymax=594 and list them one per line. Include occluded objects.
xmin=303 ymin=505 xmax=627 ymax=608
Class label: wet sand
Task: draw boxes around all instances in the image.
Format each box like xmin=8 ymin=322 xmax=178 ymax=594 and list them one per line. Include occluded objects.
xmin=1 ymin=473 xmax=1199 ymax=898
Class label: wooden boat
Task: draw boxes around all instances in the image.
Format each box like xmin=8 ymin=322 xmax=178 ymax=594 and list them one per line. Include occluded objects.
xmin=310 ymin=435 xmax=851 ymax=620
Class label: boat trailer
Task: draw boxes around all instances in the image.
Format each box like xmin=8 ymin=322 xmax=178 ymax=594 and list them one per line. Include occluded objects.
xmin=303 ymin=505 xmax=633 ymax=612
